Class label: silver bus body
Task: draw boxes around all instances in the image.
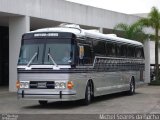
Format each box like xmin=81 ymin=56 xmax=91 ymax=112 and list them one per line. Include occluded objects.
xmin=17 ymin=24 xmax=145 ymax=104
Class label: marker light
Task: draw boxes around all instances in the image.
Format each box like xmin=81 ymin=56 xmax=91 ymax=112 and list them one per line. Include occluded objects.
xmin=16 ymin=81 xmax=20 ymax=89
xmin=67 ymin=81 xmax=74 ymax=89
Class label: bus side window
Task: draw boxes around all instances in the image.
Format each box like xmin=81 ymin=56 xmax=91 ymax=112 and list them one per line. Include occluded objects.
xmin=116 ymin=44 xmax=121 ymax=57
xmin=132 ymin=47 xmax=136 ymax=58
xmin=127 ymin=46 xmax=135 ymax=58
xmin=78 ymin=45 xmax=93 ymax=65
xmin=93 ymin=40 xmax=106 ymax=56
xmin=84 ymin=45 xmax=93 ymax=64
xmin=106 ymin=42 xmax=115 ymax=56
xmin=120 ymin=45 xmax=127 ymax=57
xmin=141 ymin=48 xmax=145 ymax=59
xmin=136 ymin=47 xmax=143 ymax=58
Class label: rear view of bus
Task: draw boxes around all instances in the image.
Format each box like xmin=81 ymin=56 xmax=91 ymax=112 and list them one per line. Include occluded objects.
xmin=17 ymin=24 xmax=145 ymax=105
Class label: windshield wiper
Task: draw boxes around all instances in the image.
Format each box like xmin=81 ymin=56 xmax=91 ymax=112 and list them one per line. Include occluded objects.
xmin=27 ymin=52 xmax=38 ymax=67
xmin=48 ymin=53 xmax=58 ymax=67
xmin=26 ymin=47 xmax=39 ymax=68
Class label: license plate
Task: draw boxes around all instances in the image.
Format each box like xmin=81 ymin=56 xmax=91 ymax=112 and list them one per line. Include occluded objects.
xmin=37 ymin=82 xmax=47 ymax=88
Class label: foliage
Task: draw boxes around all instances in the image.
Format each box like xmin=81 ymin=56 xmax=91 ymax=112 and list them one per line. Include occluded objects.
xmin=114 ymin=22 xmax=147 ymax=42
xmin=149 ymin=80 xmax=160 ymax=85
xmin=138 ymin=7 xmax=160 ymax=81
xmin=139 ymin=7 xmax=160 ymax=31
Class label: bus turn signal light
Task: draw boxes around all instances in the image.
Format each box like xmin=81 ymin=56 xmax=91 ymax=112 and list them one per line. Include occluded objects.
xmin=16 ymin=81 xmax=20 ymax=89
xmin=67 ymin=81 xmax=74 ymax=89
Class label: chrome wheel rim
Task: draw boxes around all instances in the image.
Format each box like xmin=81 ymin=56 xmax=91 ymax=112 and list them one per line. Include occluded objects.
xmin=130 ymin=82 xmax=134 ymax=93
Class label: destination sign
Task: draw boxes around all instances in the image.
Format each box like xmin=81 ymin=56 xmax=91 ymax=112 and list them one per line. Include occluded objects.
xmin=34 ymin=33 xmax=59 ymax=37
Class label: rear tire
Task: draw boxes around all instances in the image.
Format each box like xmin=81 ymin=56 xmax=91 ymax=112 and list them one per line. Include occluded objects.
xmin=128 ymin=78 xmax=135 ymax=95
xmin=39 ymin=100 xmax=48 ymax=105
xmin=82 ymin=82 xmax=92 ymax=105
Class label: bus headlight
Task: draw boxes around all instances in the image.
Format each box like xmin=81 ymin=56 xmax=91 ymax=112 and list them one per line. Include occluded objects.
xmin=20 ymin=81 xmax=30 ymax=88
xmin=55 ymin=81 xmax=66 ymax=89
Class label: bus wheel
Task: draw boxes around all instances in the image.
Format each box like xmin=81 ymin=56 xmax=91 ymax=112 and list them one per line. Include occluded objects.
xmin=83 ymin=82 xmax=92 ymax=105
xmin=39 ymin=100 xmax=48 ymax=105
xmin=128 ymin=78 xmax=135 ymax=95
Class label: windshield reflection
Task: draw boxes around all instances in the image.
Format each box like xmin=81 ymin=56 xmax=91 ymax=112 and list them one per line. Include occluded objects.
xmin=18 ymin=38 xmax=73 ymax=65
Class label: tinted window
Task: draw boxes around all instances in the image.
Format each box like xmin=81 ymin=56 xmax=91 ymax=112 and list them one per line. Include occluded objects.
xmin=127 ymin=46 xmax=135 ymax=58
xmin=141 ymin=48 xmax=144 ymax=58
xmin=106 ymin=42 xmax=116 ymax=56
xmin=120 ymin=44 xmax=127 ymax=57
xmin=116 ymin=44 xmax=121 ymax=57
xmin=93 ymin=40 xmax=106 ymax=56
xmin=136 ymin=47 xmax=144 ymax=58
xmin=77 ymin=44 xmax=93 ymax=65
xmin=84 ymin=45 xmax=93 ymax=64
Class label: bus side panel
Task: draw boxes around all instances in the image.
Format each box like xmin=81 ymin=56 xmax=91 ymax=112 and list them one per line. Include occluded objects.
xmin=85 ymin=71 xmax=128 ymax=97
xmin=69 ymin=73 xmax=90 ymax=100
xmin=88 ymin=70 xmax=144 ymax=97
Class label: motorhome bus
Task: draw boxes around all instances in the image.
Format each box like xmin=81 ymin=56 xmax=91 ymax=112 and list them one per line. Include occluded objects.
xmin=17 ymin=24 xmax=145 ymax=105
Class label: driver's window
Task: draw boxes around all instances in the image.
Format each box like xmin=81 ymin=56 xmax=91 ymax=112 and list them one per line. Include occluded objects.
xmin=77 ymin=44 xmax=93 ymax=66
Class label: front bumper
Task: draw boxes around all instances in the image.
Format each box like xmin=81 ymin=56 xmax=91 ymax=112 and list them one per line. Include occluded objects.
xmin=17 ymin=89 xmax=77 ymax=101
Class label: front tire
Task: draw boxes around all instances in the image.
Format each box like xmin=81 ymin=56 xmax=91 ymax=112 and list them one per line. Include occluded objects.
xmin=82 ymin=82 xmax=92 ymax=105
xmin=39 ymin=100 xmax=48 ymax=105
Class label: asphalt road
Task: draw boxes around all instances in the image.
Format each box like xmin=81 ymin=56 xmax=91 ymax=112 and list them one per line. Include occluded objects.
xmin=0 ymin=85 xmax=160 ymax=120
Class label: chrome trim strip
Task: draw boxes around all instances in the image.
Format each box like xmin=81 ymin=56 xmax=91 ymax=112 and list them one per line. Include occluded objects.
xmin=17 ymin=65 xmax=71 ymax=69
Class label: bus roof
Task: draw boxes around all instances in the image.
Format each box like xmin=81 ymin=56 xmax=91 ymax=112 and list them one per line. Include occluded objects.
xmin=29 ymin=24 xmax=143 ymax=46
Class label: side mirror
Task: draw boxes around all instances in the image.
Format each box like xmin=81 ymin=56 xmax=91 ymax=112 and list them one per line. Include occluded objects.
xmin=79 ymin=45 xmax=84 ymax=59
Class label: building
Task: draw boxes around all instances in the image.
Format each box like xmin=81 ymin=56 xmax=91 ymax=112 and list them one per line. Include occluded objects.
xmin=0 ymin=0 xmax=151 ymax=92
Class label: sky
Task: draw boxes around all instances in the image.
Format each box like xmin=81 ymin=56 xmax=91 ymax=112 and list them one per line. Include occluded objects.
xmin=66 ymin=0 xmax=160 ymax=14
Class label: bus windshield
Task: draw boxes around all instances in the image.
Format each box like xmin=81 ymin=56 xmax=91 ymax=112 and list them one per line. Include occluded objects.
xmin=18 ymin=38 xmax=74 ymax=65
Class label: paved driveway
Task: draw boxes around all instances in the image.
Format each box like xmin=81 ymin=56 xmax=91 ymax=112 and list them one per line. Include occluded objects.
xmin=0 ymin=85 xmax=160 ymax=119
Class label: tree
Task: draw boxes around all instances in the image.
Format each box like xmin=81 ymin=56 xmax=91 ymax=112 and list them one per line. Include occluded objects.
xmin=114 ymin=22 xmax=146 ymax=42
xmin=139 ymin=7 xmax=160 ymax=81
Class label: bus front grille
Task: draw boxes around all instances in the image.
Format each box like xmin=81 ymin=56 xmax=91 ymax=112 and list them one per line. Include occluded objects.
xmin=30 ymin=81 xmax=55 ymax=89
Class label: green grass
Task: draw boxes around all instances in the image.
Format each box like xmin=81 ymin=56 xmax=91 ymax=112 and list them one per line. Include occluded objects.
xmin=149 ymin=80 xmax=160 ymax=85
